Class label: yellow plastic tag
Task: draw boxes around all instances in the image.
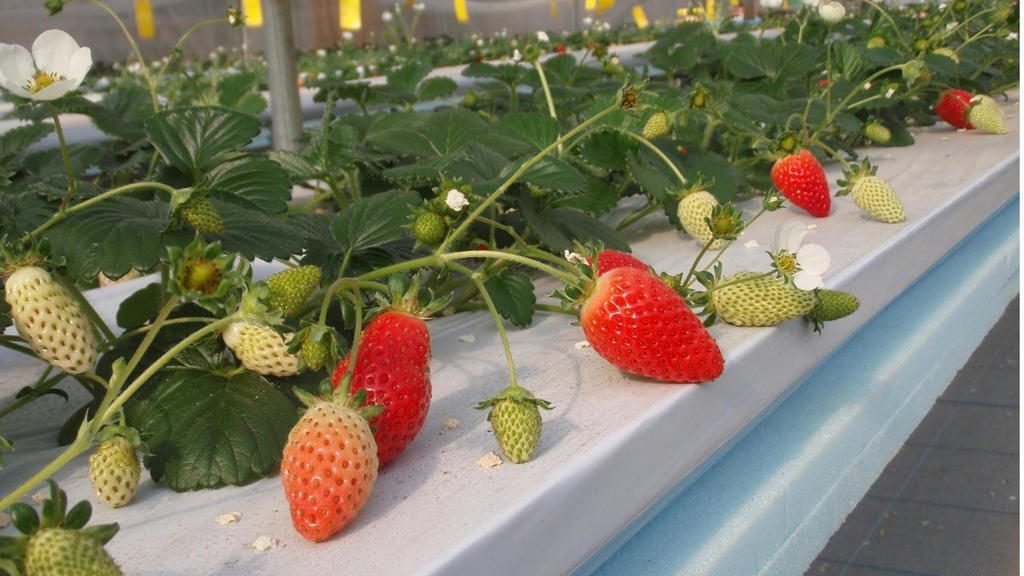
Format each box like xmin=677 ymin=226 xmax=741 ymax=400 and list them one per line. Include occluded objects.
xmin=340 ymin=0 xmax=362 ymax=29
xmin=243 ymin=0 xmax=263 ymax=27
xmin=585 ymin=0 xmax=596 ymax=11
xmin=134 ymin=0 xmax=155 ymax=39
xmin=454 ymin=0 xmax=469 ymax=23
xmin=596 ymin=0 xmax=614 ymax=15
xmin=550 ymin=0 xmax=558 ymax=21
xmin=631 ymin=4 xmax=648 ymax=28
xmin=706 ymin=0 xmax=716 ymax=20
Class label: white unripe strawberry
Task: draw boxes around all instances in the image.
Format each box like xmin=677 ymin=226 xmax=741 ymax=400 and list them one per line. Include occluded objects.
xmin=677 ymin=190 xmax=724 ymax=249
xmin=4 ymin=266 xmax=97 ymax=374
xmin=223 ymin=321 xmax=299 ymax=377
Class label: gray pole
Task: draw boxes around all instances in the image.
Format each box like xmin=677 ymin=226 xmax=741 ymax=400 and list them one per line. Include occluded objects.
xmin=262 ymin=0 xmax=303 ymax=151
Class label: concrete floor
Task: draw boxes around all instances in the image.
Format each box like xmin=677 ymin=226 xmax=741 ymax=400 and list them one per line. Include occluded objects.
xmin=805 ymin=297 xmax=1020 ymax=576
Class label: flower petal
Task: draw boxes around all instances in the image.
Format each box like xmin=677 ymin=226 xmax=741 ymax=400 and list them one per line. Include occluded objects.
xmin=0 ymin=43 xmax=36 ymax=96
xmin=772 ymin=221 xmax=808 ymax=253
xmin=797 ymin=243 xmax=831 ymax=275
xmin=31 ymin=29 xmax=80 ymax=77
xmin=793 ymin=271 xmax=823 ymax=291
xmin=65 ymin=46 xmax=92 ymax=84
xmin=29 ymin=78 xmax=77 ymax=101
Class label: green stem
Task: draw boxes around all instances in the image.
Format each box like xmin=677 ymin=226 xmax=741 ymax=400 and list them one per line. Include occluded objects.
xmin=438 ymin=104 xmax=618 ymax=253
xmin=118 ymin=316 xmax=216 ymax=340
xmin=615 ymin=200 xmax=660 ymax=232
xmin=457 ymin=302 xmax=574 ymax=316
xmin=710 ymin=270 xmax=774 ymax=292
xmin=534 ymin=59 xmax=559 ymax=122
xmin=154 ymin=18 xmax=230 ymax=89
xmin=334 ymin=288 xmax=363 ymax=398
xmin=28 ymin=181 xmax=179 ymax=241
xmin=821 ymin=64 xmax=906 ymax=128
xmin=859 ymin=0 xmax=908 ymax=50
xmin=810 ymin=137 xmax=851 ymax=171
xmin=449 ymin=261 xmax=520 ymax=388
xmin=359 ymin=250 xmax=578 ymax=284
xmin=680 ymin=237 xmax=717 ymax=290
xmin=0 ymin=338 xmax=37 ymax=358
xmin=0 ymin=432 xmax=91 ymax=511
xmin=620 ymin=130 xmax=686 ymax=187
xmin=84 ymin=0 xmax=159 ymax=111
xmin=0 ymin=367 xmax=60 ymax=421
xmin=49 ymin=106 xmax=77 ymax=206
xmin=694 ymin=206 xmax=768 ymax=282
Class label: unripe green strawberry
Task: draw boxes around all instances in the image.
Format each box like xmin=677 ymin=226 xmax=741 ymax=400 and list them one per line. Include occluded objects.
xmin=300 ymin=334 xmax=330 ymax=371
xmin=932 ymin=47 xmax=960 ymax=64
xmin=864 ymin=122 xmax=892 ymax=145
xmin=4 ymin=266 xmax=97 ymax=374
xmin=266 ymin=265 xmax=321 ymax=317
xmin=88 ymin=436 xmax=141 ymax=509
xmin=866 ymin=36 xmax=886 ymax=49
xmin=642 ymin=111 xmax=671 ymax=140
xmin=711 ymin=272 xmax=816 ymax=327
xmin=677 ymin=190 xmax=724 ymax=249
xmin=412 ymin=211 xmax=447 ymax=246
xmin=223 ymin=321 xmax=299 ymax=377
xmin=850 ymin=176 xmax=905 ymax=223
xmin=177 ymin=195 xmax=224 ymax=234
xmin=807 ymin=289 xmax=860 ymax=323
xmin=488 ymin=397 xmax=542 ymax=464
xmin=25 ymin=528 xmax=122 ymax=576
xmin=967 ymin=99 xmax=1007 ymax=135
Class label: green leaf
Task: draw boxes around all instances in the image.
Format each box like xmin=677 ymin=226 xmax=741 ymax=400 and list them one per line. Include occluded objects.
xmin=331 ymin=190 xmax=420 ymax=253
xmin=87 ymin=85 xmax=152 ymax=142
xmin=491 ymin=112 xmax=560 ymax=151
xmin=548 ymin=207 xmax=630 ymax=251
xmin=832 ymin=43 xmax=864 ymax=80
xmin=678 ymin=149 xmax=744 ymax=202
xmin=547 ymin=175 xmax=621 ymax=215
xmin=145 ymin=106 xmax=261 ymax=176
xmin=21 ymin=144 xmax=104 ymax=179
xmin=521 ymin=156 xmax=585 ymax=192
xmin=218 ymin=71 xmax=268 ymax=114
xmin=725 ymin=41 xmax=815 ymax=80
xmin=0 ymin=123 xmax=53 ymax=163
xmin=577 ymin=130 xmax=633 ymax=171
xmin=416 ymin=76 xmax=458 ymax=102
xmin=368 ymin=109 xmax=485 ymax=158
xmin=0 ymin=191 xmax=51 ymax=238
xmin=116 ymin=283 xmax=166 ymax=330
xmin=44 ymin=197 xmax=176 ymax=281
xmin=126 ymin=368 xmax=297 ymax=491
xmin=386 ymin=60 xmax=433 ymax=94
xmin=205 ymin=156 xmax=291 ymax=215
xmin=268 ymin=149 xmax=320 ymax=181
xmin=484 ymin=271 xmax=536 ymax=328
xmin=210 ymin=198 xmax=305 ymax=261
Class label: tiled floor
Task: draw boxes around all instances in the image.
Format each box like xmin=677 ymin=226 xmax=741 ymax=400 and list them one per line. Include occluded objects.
xmin=805 ymin=297 xmax=1020 ymax=576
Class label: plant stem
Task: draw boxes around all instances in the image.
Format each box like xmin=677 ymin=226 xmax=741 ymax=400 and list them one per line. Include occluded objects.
xmin=448 ymin=262 xmax=519 ymax=388
xmin=28 ymin=181 xmax=179 ymax=241
xmin=49 ymin=105 xmax=77 ymax=206
xmin=0 ymin=338 xmax=37 ymax=358
xmin=859 ymin=0 xmax=908 ymax=50
xmin=534 ymin=59 xmax=559 ymax=122
xmin=0 ymin=368 xmax=62 ymax=422
xmin=0 ymin=431 xmax=91 ymax=511
xmin=438 ymin=104 xmax=618 ymax=254
xmin=84 ymin=0 xmax=159 ymax=111
xmin=154 ymin=18 xmax=230 ymax=89
xmin=118 ymin=316 xmax=216 ymax=340
xmin=693 ymin=206 xmax=768 ymax=282
xmin=615 ymin=200 xmax=660 ymax=232
xmin=334 ymin=288 xmax=364 ymax=397
xmin=359 ymin=250 xmax=578 ymax=284
xmin=680 ymin=237 xmax=717 ymax=290
xmin=821 ymin=64 xmax=905 ymax=128
xmin=619 ymin=130 xmax=687 ymax=187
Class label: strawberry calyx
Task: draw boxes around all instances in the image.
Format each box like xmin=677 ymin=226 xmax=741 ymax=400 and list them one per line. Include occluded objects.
xmin=475 ymin=383 xmax=553 ymax=412
xmin=5 ymin=479 xmax=120 ymax=556
xmin=295 ymin=379 xmax=384 ymax=422
xmin=835 ymin=158 xmax=877 ymax=197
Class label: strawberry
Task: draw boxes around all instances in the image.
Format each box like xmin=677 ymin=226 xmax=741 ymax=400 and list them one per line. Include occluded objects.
xmin=710 ymin=272 xmax=816 ymax=327
xmin=935 ymin=88 xmax=974 ymax=129
xmin=4 ymin=266 xmax=97 ymax=374
xmin=26 ymin=528 xmax=122 ymax=576
xmin=477 ymin=385 xmax=552 ymax=464
xmin=771 ymin=149 xmax=831 ymax=217
xmin=837 ymin=160 xmax=905 ymax=223
xmin=579 ymin=267 xmax=724 ymax=383
xmin=281 ymin=393 xmax=379 ymax=542
xmin=88 ymin=436 xmax=141 ymax=509
xmin=967 ymin=97 xmax=1007 ymax=135
xmin=641 ymin=111 xmax=671 ymax=140
xmin=593 ymin=249 xmax=649 ymax=276
xmin=932 ymin=47 xmax=960 ymax=64
xmin=176 ymin=195 xmax=224 ymax=234
xmin=266 ymin=265 xmax=321 ymax=317
xmin=222 ymin=321 xmax=299 ymax=377
xmin=299 ymin=333 xmax=330 ymax=371
xmin=807 ymin=289 xmax=860 ymax=323
xmin=411 ymin=211 xmax=447 ymax=246
xmin=332 ymin=310 xmax=431 ymax=466
xmin=677 ymin=188 xmax=724 ymax=248
xmin=863 ymin=122 xmax=892 ymax=145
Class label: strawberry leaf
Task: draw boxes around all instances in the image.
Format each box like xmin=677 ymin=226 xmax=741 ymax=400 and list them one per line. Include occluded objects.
xmin=86 ymin=85 xmax=152 ymax=143
xmin=484 ymin=271 xmax=536 ymax=328
xmin=0 ymin=123 xmax=53 ymax=164
xmin=208 ymin=198 xmax=305 ymax=261
xmin=116 ymin=282 xmax=167 ymax=330
xmin=0 ymin=191 xmax=51 ymax=238
xmin=520 ymin=156 xmax=585 ymax=192
xmin=144 ymin=106 xmax=262 ymax=177
xmin=490 ymin=112 xmax=560 ymax=152
xmin=126 ymin=368 xmax=297 ymax=491
xmin=724 ymin=40 xmax=815 ymax=81
xmin=203 ymin=156 xmax=291 ymax=215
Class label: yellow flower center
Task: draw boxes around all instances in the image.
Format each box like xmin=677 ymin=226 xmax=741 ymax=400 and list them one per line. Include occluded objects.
xmin=774 ymin=250 xmax=799 ymax=276
xmin=26 ymin=70 xmax=64 ymax=93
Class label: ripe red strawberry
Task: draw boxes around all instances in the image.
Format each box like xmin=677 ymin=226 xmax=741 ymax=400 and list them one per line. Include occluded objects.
xmin=935 ymin=88 xmax=974 ymax=129
xmin=281 ymin=396 xmax=378 ymax=542
xmin=579 ymin=267 xmax=724 ymax=383
xmin=771 ymin=149 xmax=831 ymax=217
xmin=592 ymin=250 xmax=649 ymax=276
xmin=332 ymin=310 xmax=431 ymax=466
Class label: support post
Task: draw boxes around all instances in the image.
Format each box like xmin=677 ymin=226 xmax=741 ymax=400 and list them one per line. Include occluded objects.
xmin=262 ymin=0 xmax=303 ymax=151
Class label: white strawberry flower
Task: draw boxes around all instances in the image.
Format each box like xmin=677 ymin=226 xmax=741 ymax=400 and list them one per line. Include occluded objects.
xmin=382 ymin=10 xmax=394 ymax=22
xmin=1008 ymin=32 xmax=1018 ymax=40
xmin=445 ymin=189 xmax=469 ymax=212
xmin=761 ymin=0 xmax=783 ymax=8
xmin=818 ymin=1 xmax=846 ymax=23
xmin=0 ymin=29 xmax=91 ymax=101
xmin=316 ymin=48 xmax=327 ymax=57
xmin=772 ymin=222 xmax=831 ymax=291
xmin=563 ymin=250 xmax=587 ymax=265
xmin=537 ymin=31 xmax=550 ymax=43
xmin=512 ymin=49 xmax=523 ymax=62
xmin=342 ymin=30 xmax=354 ymax=41
xmin=413 ymin=2 xmax=426 ymax=11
